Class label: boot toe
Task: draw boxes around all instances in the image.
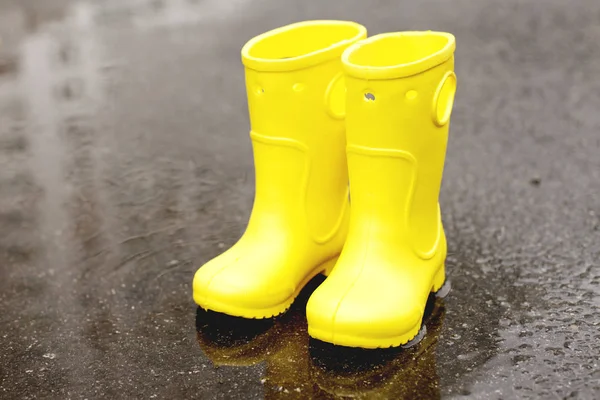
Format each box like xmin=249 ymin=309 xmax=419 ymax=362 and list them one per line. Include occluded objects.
xmin=307 ymin=268 xmax=425 ymax=348
xmin=194 ymin=258 xmax=296 ymax=317
xmin=193 ymin=259 xmax=222 ymax=307
xmin=306 ymin=283 xmax=339 ymax=344
xmin=332 ymin=291 xmax=422 ymax=348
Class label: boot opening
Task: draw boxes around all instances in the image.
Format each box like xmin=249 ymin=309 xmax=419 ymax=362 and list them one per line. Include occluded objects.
xmin=242 ymin=21 xmax=366 ymax=71
xmin=342 ymin=32 xmax=455 ymax=79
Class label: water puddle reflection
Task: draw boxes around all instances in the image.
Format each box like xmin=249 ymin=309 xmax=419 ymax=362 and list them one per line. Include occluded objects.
xmin=196 ymin=277 xmax=446 ymax=399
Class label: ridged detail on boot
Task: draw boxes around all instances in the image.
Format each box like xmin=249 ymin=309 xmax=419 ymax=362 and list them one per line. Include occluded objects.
xmin=346 ymin=144 xmax=441 ymax=259
xmin=250 ymin=130 xmax=309 ymax=152
xmin=309 ymin=187 xmax=349 ymax=244
xmin=251 ymin=130 xmax=348 ymax=245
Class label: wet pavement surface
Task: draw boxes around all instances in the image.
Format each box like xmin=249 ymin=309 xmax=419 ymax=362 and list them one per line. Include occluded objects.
xmin=0 ymin=0 xmax=599 ymax=399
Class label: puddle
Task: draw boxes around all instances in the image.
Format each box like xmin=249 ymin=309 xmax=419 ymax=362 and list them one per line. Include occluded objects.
xmin=196 ymin=276 xmax=449 ymax=399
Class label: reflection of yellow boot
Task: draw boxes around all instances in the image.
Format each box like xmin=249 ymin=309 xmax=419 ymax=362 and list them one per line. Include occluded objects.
xmin=197 ymin=279 xmax=325 ymax=398
xmin=307 ymin=32 xmax=457 ymax=348
xmin=310 ymin=303 xmax=446 ymax=398
xmin=195 ymin=308 xmax=278 ymax=366
xmin=193 ymin=21 xmax=367 ymax=318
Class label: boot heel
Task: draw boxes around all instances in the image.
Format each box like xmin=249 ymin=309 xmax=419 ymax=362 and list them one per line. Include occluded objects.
xmin=320 ymin=257 xmax=339 ymax=277
xmin=432 ymin=265 xmax=451 ymax=299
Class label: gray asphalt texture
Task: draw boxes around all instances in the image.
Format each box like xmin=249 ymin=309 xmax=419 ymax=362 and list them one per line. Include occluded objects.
xmin=0 ymin=0 xmax=599 ymax=399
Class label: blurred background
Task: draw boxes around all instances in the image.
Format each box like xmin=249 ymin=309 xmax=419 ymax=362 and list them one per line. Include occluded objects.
xmin=0 ymin=0 xmax=599 ymax=399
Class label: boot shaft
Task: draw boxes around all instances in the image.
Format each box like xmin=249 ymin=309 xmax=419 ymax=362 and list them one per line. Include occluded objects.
xmin=342 ymin=32 xmax=456 ymax=257
xmin=240 ymin=21 xmax=366 ymax=243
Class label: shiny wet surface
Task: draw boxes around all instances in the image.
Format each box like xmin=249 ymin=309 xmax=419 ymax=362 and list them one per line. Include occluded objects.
xmin=0 ymin=0 xmax=599 ymax=399
xmin=196 ymin=278 xmax=445 ymax=399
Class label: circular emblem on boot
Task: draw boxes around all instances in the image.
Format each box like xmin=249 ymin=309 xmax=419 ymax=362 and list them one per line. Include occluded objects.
xmin=432 ymin=71 xmax=457 ymax=127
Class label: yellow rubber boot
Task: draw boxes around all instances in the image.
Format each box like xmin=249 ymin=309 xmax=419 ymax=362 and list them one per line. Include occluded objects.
xmin=307 ymin=31 xmax=457 ymax=348
xmin=193 ymin=21 xmax=367 ymax=319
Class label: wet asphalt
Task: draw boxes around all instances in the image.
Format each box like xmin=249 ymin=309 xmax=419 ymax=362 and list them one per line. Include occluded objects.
xmin=0 ymin=0 xmax=599 ymax=399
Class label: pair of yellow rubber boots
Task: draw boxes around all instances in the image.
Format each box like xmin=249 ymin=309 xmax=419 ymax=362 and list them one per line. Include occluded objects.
xmin=193 ymin=21 xmax=457 ymax=349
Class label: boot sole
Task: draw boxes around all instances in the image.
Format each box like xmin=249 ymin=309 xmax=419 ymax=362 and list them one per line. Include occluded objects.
xmin=308 ymin=265 xmax=450 ymax=349
xmin=195 ymin=256 xmax=339 ymax=319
